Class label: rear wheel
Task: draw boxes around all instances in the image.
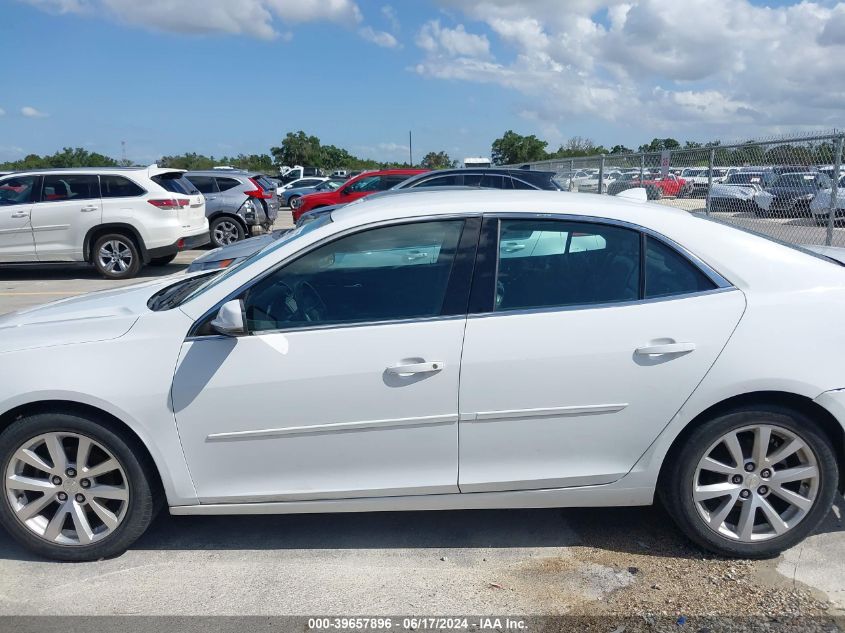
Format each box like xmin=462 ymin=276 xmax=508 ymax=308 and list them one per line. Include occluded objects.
xmin=92 ymin=233 xmax=141 ymax=280
xmin=148 ymin=254 xmax=177 ymax=266
xmin=210 ymin=217 xmax=245 ymax=248
xmin=661 ymin=407 xmax=838 ymax=558
xmin=0 ymin=412 xmax=158 ymax=561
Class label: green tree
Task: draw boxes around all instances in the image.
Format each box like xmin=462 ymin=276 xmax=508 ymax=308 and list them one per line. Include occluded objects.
xmin=638 ymin=138 xmax=681 ymax=153
xmin=491 ymin=130 xmax=548 ymax=165
xmin=610 ymin=144 xmax=633 ymax=154
xmin=420 ymin=151 xmax=453 ymax=170
xmin=271 ymin=131 xmax=322 ymax=168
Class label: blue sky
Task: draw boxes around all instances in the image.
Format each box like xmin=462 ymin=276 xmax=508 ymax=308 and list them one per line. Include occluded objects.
xmin=2 ymin=0 xmax=844 ymax=165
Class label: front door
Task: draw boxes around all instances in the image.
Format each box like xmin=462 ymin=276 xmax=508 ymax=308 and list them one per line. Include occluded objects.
xmin=32 ymin=173 xmax=102 ymax=261
xmin=172 ymin=218 xmax=477 ymax=503
xmin=458 ymin=217 xmax=745 ymax=492
xmin=0 ymin=174 xmax=37 ymax=261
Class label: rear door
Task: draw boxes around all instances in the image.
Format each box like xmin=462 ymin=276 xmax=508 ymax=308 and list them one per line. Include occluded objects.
xmin=31 ymin=174 xmax=101 ymax=260
xmin=0 ymin=174 xmax=37 ymax=261
xmin=457 ymin=216 xmax=745 ymax=492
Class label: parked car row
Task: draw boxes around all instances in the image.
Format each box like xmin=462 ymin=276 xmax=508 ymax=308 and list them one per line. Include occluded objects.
xmin=291 ymin=167 xmax=563 ymax=221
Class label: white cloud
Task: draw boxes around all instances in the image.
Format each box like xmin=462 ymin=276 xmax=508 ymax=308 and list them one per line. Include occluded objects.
xmin=382 ymin=5 xmax=400 ymax=32
xmin=416 ymin=19 xmax=491 ymax=58
xmin=359 ymin=26 xmax=399 ymax=48
xmin=21 ymin=106 xmax=48 ymax=118
xmin=20 ymin=0 xmax=362 ymax=40
xmin=420 ymin=0 xmax=845 ymax=139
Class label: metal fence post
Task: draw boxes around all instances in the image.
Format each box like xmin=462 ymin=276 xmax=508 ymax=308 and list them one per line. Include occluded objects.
xmin=827 ymin=135 xmax=844 ymax=246
xmin=639 ymin=154 xmax=644 ymax=182
xmin=598 ymin=154 xmax=605 ymax=195
xmin=705 ymin=148 xmax=715 ymax=216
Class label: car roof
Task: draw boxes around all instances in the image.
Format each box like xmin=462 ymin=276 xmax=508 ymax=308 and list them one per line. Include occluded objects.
xmin=185 ymin=170 xmax=252 ymax=177
xmin=4 ymin=165 xmax=185 ymax=178
xmin=330 ymin=189 xmax=689 ymax=228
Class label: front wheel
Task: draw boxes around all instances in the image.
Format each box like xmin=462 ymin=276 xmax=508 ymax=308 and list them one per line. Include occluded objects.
xmin=661 ymin=407 xmax=838 ymax=558
xmin=287 ymin=195 xmax=300 ymax=208
xmin=0 ymin=412 xmax=158 ymax=561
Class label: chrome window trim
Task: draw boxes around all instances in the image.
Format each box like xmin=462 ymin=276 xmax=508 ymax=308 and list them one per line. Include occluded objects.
xmin=468 ymin=286 xmax=740 ymax=321
xmin=185 ymin=314 xmax=467 ymax=342
xmin=187 ymin=212 xmax=481 ymax=338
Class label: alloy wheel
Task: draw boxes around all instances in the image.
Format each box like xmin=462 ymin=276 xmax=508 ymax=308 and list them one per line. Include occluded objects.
xmin=97 ymin=240 xmax=133 ymax=274
xmin=692 ymin=424 xmax=819 ymax=543
xmin=4 ymin=432 xmax=130 ymax=546
xmin=213 ymin=221 xmax=240 ymax=246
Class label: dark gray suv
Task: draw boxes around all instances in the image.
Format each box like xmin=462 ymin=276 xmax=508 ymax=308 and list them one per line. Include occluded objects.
xmin=185 ymin=170 xmax=280 ymax=247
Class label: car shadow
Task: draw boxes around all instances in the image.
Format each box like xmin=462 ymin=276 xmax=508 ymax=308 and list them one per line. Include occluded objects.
xmin=0 ymin=262 xmax=190 ymax=281
xmin=1 ymin=499 xmax=841 ymax=562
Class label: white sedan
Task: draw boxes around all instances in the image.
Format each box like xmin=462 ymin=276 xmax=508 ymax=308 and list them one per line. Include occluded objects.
xmin=0 ymin=190 xmax=843 ymax=561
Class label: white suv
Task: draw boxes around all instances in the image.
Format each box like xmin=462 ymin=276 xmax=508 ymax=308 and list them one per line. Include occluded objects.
xmin=0 ymin=166 xmax=209 ymax=279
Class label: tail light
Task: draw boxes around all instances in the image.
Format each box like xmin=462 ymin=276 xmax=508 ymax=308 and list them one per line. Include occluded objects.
xmin=148 ymin=199 xmax=189 ymax=210
xmin=244 ymin=178 xmax=274 ymax=200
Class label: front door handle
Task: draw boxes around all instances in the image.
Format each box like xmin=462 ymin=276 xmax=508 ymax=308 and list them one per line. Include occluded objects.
xmin=81 ymin=205 xmax=98 ymax=212
xmin=635 ymin=342 xmax=696 ymax=356
xmin=10 ymin=212 xmax=29 ymax=218
xmin=386 ymin=361 xmax=445 ymax=377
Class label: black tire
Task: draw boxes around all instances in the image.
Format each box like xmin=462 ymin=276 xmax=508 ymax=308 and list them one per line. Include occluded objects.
xmin=287 ymin=195 xmax=300 ymax=208
xmin=148 ymin=254 xmax=177 ymax=266
xmin=0 ymin=412 xmax=158 ymax=561
xmin=209 ymin=216 xmax=245 ymax=248
xmin=660 ymin=406 xmax=838 ymax=559
xmin=91 ymin=233 xmax=142 ymax=280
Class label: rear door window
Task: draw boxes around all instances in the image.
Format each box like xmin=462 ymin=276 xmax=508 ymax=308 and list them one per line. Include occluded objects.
xmin=41 ymin=174 xmax=99 ymax=201
xmin=494 ymin=219 xmax=641 ymax=311
xmin=215 ymin=177 xmax=242 ymax=192
xmin=187 ymin=176 xmax=217 ymax=195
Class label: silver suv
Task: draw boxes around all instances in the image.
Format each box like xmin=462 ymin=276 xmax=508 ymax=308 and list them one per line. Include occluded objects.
xmin=184 ymin=170 xmax=279 ymax=247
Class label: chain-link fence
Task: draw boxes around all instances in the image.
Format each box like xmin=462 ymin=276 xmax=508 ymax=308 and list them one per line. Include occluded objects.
xmin=507 ymin=132 xmax=845 ymax=247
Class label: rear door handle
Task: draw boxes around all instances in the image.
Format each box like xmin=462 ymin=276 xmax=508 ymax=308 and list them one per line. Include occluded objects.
xmin=386 ymin=361 xmax=445 ymax=376
xmin=635 ymin=342 xmax=696 ymax=355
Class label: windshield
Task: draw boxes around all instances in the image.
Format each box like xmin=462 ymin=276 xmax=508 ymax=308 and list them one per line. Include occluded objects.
xmin=726 ymin=173 xmax=763 ymax=185
xmin=771 ymin=173 xmax=821 ymax=188
xmin=175 ymin=212 xmax=334 ymax=307
xmin=316 ymin=180 xmax=341 ymax=191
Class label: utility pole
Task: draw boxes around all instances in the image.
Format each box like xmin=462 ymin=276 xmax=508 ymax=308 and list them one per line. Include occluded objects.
xmin=121 ymin=140 xmax=127 ymax=165
xmin=409 ymin=131 xmax=413 ymax=167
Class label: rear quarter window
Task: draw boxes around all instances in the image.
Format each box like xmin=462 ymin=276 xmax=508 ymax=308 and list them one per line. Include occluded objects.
xmin=152 ymin=174 xmax=198 ymax=195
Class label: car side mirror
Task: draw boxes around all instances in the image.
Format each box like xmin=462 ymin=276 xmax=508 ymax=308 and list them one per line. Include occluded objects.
xmin=210 ymin=299 xmax=246 ymax=336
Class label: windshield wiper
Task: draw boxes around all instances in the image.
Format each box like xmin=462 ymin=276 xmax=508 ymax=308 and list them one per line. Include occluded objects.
xmin=148 ymin=274 xmax=216 ymax=311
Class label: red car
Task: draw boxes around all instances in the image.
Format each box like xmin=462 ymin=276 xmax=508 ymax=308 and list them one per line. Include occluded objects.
xmin=640 ymin=173 xmax=690 ymax=198
xmin=292 ymin=169 xmax=427 ymax=220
